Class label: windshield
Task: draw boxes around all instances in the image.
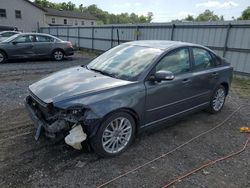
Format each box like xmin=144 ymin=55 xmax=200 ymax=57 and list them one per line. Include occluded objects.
xmin=87 ymin=44 xmax=162 ymax=81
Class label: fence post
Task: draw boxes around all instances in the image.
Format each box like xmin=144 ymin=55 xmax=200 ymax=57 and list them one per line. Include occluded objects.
xmin=56 ymin=27 xmax=59 ymax=37
xmin=78 ymin=27 xmax=80 ymax=49
xmin=223 ymin=23 xmax=232 ymax=57
xmin=170 ymin=24 xmax=175 ymax=40
xmin=111 ymin=25 xmax=114 ymax=48
xmin=136 ymin=25 xmax=139 ymax=40
xmin=48 ymin=27 xmax=51 ymax=35
xmin=67 ymin=27 xmax=69 ymax=41
xmin=92 ymin=27 xmax=94 ymax=51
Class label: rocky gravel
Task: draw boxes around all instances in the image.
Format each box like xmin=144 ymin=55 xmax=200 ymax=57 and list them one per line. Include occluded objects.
xmin=0 ymin=53 xmax=249 ymax=188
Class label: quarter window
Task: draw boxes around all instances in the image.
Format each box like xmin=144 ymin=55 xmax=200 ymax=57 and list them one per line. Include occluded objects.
xmin=15 ymin=10 xmax=22 ymax=19
xmin=0 ymin=9 xmax=6 ymax=18
xmin=156 ymin=48 xmax=190 ymax=74
xmin=192 ymin=48 xmax=213 ymax=70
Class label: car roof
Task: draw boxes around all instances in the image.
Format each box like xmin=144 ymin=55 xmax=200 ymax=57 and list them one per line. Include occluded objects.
xmin=124 ymin=40 xmax=204 ymax=50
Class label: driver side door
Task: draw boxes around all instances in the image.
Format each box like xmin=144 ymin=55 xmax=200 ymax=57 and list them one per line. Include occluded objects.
xmin=144 ymin=47 xmax=202 ymax=127
xmin=10 ymin=35 xmax=35 ymax=59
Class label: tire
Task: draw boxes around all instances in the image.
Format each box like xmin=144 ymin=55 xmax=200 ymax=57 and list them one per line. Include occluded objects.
xmin=52 ymin=49 xmax=64 ymax=61
xmin=91 ymin=112 xmax=136 ymax=157
xmin=0 ymin=51 xmax=7 ymax=64
xmin=207 ymin=85 xmax=226 ymax=114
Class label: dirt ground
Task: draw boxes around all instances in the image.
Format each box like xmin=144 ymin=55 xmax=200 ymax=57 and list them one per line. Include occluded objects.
xmin=0 ymin=53 xmax=249 ymax=188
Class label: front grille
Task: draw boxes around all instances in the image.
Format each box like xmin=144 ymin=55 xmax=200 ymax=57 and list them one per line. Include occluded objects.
xmin=27 ymin=92 xmax=54 ymax=121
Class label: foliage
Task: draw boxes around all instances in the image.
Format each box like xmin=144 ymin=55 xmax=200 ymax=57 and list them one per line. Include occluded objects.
xmin=181 ymin=10 xmax=224 ymax=22
xmin=33 ymin=0 xmax=153 ymax=24
xmin=238 ymin=6 xmax=250 ymax=20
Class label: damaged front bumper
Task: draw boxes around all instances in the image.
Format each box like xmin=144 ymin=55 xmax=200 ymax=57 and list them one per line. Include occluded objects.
xmin=25 ymin=95 xmax=88 ymax=149
xmin=25 ymin=96 xmax=70 ymax=140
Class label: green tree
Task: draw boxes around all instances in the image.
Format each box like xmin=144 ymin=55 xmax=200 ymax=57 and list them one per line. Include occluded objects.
xmin=196 ymin=10 xmax=220 ymax=21
xmin=238 ymin=6 xmax=250 ymax=20
xmin=184 ymin=15 xmax=195 ymax=21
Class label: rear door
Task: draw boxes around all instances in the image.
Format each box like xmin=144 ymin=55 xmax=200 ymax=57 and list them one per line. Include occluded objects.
xmin=144 ymin=47 xmax=202 ymax=126
xmin=33 ymin=35 xmax=54 ymax=57
xmin=189 ymin=47 xmax=219 ymax=103
xmin=9 ymin=35 xmax=35 ymax=58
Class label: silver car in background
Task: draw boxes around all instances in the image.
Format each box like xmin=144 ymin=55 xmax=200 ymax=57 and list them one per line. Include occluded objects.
xmin=0 ymin=33 xmax=74 ymax=63
xmin=0 ymin=31 xmax=20 ymax=42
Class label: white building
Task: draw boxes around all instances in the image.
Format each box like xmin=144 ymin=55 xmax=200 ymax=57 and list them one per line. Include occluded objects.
xmin=0 ymin=0 xmax=97 ymax=32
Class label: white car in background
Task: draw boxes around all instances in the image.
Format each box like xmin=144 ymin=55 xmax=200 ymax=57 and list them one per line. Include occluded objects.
xmin=0 ymin=31 xmax=20 ymax=42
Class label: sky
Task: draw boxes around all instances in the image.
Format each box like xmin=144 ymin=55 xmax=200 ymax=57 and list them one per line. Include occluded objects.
xmin=49 ymin=0 xmax=249 ymax=22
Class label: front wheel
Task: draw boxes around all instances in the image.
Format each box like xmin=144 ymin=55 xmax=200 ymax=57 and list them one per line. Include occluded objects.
xmin=207 ymin=85 xmax=226 ymax=114
xmin=52 ymin=50 xmax=64 ymax=61
xmin=0 ymin=51 xmax=7 ymax=64
xmin=91 ymin=112 xmax=136 ymax=157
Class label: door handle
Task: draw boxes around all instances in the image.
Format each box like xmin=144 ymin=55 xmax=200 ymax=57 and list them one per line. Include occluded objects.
xmin=182 ymin=78 xmax=191 ymax=83
xmin=211 ymin=72 xmax=218 ymax=78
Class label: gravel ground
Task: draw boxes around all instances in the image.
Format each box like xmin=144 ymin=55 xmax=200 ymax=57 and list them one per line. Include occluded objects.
xmin=0 ymin=53 xmax=249 ymax=188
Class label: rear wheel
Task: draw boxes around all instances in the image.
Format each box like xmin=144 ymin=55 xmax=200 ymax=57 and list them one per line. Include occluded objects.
xmin=0 ymin=51 xmax=7 ymax=64
xmin=91 ymin=112 xmax=136 ymax=157
xmin=207 ymin=85 xmax=226 ymax=113
xmin=52 ymin=50 xmax=64 ymax=61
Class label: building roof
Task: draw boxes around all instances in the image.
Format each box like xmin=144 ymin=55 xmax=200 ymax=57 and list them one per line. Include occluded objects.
xmin=45 ymin=8 xmax=97 ymax=20
xmin=23 ymin=0 xmax=47 ymax=11
xmin=23 ymin=1 xmax=97 ymax=20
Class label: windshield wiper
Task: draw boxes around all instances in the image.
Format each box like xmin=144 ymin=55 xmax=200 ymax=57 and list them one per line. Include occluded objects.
xmin=87 ymin=67 xmax=118 ymax=78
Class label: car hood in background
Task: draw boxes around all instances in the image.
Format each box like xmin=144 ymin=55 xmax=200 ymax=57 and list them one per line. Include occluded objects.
xmin=29 ymin=66 xmax=133 ymax=103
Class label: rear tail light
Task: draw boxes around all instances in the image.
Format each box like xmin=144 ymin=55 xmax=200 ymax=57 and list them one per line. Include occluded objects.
xmin=67 ymin=42 xmax=73 ymax=48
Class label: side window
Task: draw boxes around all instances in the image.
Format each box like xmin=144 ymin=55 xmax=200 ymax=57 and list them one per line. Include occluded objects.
xmin=36 ymin=35 xmax=54 ymax=42
xmin=14 ymin=35 xmax=35 ymax=43
xmin=192 ymin=48 xmax=213 ymax=70
xmin=156 ymin=48 xmax=190 ymax=74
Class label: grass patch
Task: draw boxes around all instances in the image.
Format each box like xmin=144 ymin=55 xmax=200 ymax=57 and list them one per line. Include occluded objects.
xmin=231 ymin=77 xmax=250 ymax=98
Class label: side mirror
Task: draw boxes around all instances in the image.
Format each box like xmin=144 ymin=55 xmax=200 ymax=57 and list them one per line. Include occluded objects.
xmin=151 ymin=70 xmax=175 ymax=82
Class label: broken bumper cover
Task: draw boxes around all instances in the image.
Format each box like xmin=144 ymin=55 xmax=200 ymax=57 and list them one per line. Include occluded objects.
xmin=25 ymin=96 xmax=69 ymax=140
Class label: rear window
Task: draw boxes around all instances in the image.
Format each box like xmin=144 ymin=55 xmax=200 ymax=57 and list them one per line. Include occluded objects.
xmin=36 ymin=35 xmax=55 ymax=42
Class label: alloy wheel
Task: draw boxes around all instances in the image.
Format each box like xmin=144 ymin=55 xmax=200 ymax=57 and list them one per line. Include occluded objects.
xmin=102 ymin=117 xmax=132 ymax=154
xmin=54 ymin=51 xmax=64 ymax=61
xmin=212 ymin=88 xmax=225 ymax=111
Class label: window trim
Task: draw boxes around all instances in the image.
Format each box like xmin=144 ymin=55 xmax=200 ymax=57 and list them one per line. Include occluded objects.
xmin=190 ymin=46 xmax=216 ymax=72
xmin=0 ymin=9 xmax=7 ymax=18
xmin=15 ymin=10 xmax=22 ymax=19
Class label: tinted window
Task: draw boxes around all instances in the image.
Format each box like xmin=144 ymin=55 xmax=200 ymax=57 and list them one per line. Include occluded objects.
xmin=15 ymin=35 xmax=35 ymax=43
xmin=192 ymin=48 xmax=213 ymax=70
xmin=36 ymin=35 xmax=54 ymax=42
xmin=156 ymin=48 xmax=190 ymax=74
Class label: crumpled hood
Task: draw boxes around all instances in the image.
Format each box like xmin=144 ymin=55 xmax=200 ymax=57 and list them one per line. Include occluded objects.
xmin=29 ymin=66 xmax=132 ymax=103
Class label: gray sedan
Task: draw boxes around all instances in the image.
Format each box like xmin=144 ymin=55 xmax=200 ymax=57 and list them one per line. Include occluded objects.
xmin=25 ymin=40 xmax=233 ymax=157
xmin=0 ymin=33 xmax=74 ymax=63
